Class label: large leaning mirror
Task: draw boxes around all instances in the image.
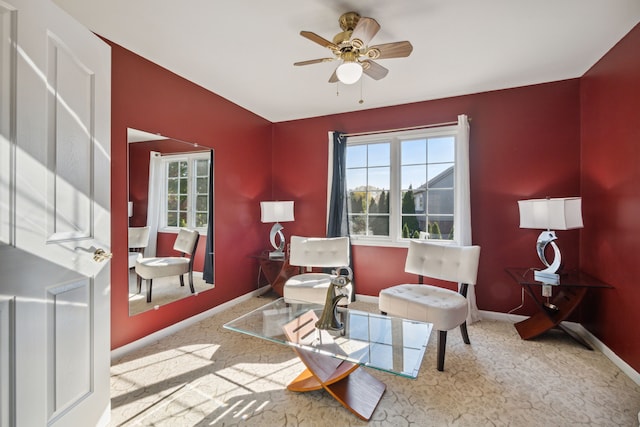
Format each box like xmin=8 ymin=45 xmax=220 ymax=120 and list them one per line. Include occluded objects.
xmin=127 ymin=128 xmax=214 ymax=316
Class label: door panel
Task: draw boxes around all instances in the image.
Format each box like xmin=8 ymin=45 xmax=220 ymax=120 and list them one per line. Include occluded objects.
xmin=0 ymin=0 xmax=111 ymax=425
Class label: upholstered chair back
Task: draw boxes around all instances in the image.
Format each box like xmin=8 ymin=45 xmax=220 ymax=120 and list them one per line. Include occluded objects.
xmin=173 ymin=228 xmax=199 ymax=255
xmin=128 ymin=226 xmax=150 ymax=249
xmin=289 ymin=236 xmax=350 ymax=268
xmin=404 ymin=241 xmax=480 ymax=285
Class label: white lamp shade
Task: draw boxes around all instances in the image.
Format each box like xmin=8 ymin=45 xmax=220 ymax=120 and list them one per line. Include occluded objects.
xmin=336 ymin=62 xmax=363 ymax=85
xmin=518 ymin=197 xmax=583 ymax=230
xmin=128 ymin=201 xmax=133 ymax=218
xmin=260 ymin=201 xmax=294 ymax=223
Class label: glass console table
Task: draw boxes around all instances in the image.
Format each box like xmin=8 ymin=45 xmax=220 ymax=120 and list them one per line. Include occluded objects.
xmin=505 ymin=267 xmax=612 ymax=348
xmin=224 ymin=297 xmax=433 ymax=420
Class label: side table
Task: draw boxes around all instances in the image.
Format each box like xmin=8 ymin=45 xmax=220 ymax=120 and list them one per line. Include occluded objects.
xmin=505 ymin=267 xmax=612 ymax=349
xmin=251 ymin=252 xmax=298 ymax=296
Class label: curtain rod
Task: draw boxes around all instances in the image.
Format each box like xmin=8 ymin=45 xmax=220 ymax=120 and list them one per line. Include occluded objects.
xmin=342 ymin=118 xmax=469 ymax=138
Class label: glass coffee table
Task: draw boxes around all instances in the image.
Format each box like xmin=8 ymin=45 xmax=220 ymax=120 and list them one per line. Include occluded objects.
xmin=224 ymin=297 xmax=433 ymax=421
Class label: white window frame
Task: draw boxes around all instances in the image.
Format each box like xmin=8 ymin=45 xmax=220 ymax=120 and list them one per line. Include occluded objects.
xmin=344 ymin=125 xmax=461 ymax=248
xmin=158 ymin=152 xmax=210 ymax=233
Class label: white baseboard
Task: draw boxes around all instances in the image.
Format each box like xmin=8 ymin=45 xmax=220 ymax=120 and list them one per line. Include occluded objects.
xmin=111 ymin=286 xmax=270 ymax=361
xmin=112 ymin=291 xmax=640 ymax=387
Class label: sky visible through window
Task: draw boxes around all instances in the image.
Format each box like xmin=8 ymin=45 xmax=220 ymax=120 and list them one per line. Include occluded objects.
xmin=347 ymin=136 xmax=454 ymax=190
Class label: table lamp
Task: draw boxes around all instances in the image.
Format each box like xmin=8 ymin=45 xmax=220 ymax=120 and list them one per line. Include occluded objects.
xmin=518 ymin=197 xmax=583 ymax=283
xmin=260 ymin=201 xmax=294 ymax=259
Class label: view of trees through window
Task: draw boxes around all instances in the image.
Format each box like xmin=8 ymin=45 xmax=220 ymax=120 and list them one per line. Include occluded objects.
xmin=346 ymin=134 xmax=455 ymax=242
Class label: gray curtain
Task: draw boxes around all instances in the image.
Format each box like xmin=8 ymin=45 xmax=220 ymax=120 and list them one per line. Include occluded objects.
xmin=327 ymin=131 xmax=355 ymax=300
xmin=203 ymin=150 xmax=215 ymax=284
xmin=327 ymin=131 xmax=349 ymax=237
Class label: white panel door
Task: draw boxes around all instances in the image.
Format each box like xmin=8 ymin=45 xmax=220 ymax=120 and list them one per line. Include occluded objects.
xmin=0 ymin=0 xmax=111 ymax=425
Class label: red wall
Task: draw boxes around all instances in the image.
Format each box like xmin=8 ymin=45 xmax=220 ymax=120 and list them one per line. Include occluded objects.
xmin=272 ymin=81 xmax=582 ymax=314
xmin=110 ymin=40 xmax=273 ymax=349
xmin=580 ymin=22 xmax=640 ymax=372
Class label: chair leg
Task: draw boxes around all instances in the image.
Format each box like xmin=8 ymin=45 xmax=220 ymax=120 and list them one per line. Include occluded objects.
xmin=460 ymin=322 xmax=471 ymax=345
xmin=188 ymin=270 xmax=195 ymax=293
xmin=437 ymin=330 xmax=448 ymax=371
xmin=146 ymin=279 xmax=153 ymax=303
xmin=136 ymin=275 xmax=142 ymax=294
xmin=179 ymin=275 xmax=185 ymax=287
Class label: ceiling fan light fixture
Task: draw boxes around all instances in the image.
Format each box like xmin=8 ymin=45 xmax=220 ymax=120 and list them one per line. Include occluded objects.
xmin=336 ymin=61 xmax=362 ymax=84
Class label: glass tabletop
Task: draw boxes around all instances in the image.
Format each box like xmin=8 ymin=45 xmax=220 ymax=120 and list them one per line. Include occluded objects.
xmin=505 ymin=267 xmax=612 ymax=288
xmin=223 ymin=297 xmax=433 ymax=379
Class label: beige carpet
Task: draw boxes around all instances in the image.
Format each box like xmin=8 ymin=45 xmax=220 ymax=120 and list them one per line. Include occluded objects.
xmin=129 ymin=270 xmax=214 ymax=316
xmin=110 ymin=295 xmax=640 ymax=426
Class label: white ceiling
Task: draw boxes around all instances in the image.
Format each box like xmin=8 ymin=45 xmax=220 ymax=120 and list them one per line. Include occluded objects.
xmin=52 ymin=0 xmax=640 ymax=123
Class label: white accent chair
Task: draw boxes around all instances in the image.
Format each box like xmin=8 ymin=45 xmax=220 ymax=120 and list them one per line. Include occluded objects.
xmin=128 ymin=226 xmax=150 ymax=269
xmin=379 ymin=241 xmax=481 ymax=371
xmin=135 ymin=228 xmax=199 ymax=303
xmin=283 ymin=236 xmax=352 ymax=305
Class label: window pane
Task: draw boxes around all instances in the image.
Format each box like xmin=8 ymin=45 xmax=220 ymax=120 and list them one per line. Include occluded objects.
xmin=179 ymin=161 xmax=188 ymax=177
xmin=368 ymin=166 xmax=389 ymax=190
xmin=167 ymin=211 xmax=177 ymax=227
xmin=428 ymin=164 xmax=454 ymax=184
xmin=179 ymin=212 xmax=187 ymax=227
xmin=401 ymin=215 xmax=422 ymax=238
xmin=196 ymin=159 xmax=209 ymax=176
xmin=369 ymin=215 xmax=389 ymax=236
xmin=428 ymin=217 xmax=454 ymax=240
xmin=196 ymin=195 xmax=208 ymax=211
xmin=179 ymin=195 xmax=187 ymax=210
xmin=346 ymin=168 xmax=366 ymax=190
xmin=167 ymin=178 xmax=178 ymax=194
xmin=195 ymin=213 xmax=208 ymax=228
xmin=401 ymin=139 xmax=426 ymax=165
xmin=428 ymin=189 xmax=454 ymax=215
xmin=428 ymin=137 xmax=455 ymax=163
xmin=401 ymin=165 xmax=426 ymax=190
xmin=367 ymin=143 xmax=390 ymax=167
xmin=349 ymin=215 xmax=367 ymax=235
xmin=179 ymin=177 xmax=188 ymax=194
xmin=167 ymin=195 xmax=178 ymax=210
xmin=349 ymin=191 xmax=366 ymax=213
xmin=168 ymin=162 xmax=179 ymax=178
xmin=196 ymin=177 xmax=208 ymax=193
xmin=346 ymin=145 xmax=366 ymax=168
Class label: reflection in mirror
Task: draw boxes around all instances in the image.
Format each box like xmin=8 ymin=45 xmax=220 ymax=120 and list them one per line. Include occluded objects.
xmin=127 ymin=128 xmax=214 ymax=316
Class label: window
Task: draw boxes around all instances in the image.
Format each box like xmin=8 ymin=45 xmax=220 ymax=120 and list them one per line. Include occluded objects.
xmin=345 ymin=125 xmax=459 ymax=246
xmin=161 ymin=152 xmax=210 ymax=231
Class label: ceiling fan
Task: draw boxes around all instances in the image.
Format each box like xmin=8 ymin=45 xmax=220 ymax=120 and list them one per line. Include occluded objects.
xmin=294 ymin=11 xmax=413 ymax=85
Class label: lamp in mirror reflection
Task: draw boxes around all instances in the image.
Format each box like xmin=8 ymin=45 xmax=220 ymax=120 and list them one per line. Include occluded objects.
xmin=128 ymin=201 xmax=133 ymax=218
xmin=518 ymin=196 xmax=583 ymax=284
xmin=260 ymin=201 xmax=294 ymax=259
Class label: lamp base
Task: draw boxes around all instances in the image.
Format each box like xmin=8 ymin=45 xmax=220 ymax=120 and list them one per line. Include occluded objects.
xmin=268 ymin=250 xmax=285 ymax=260
xmin=534 ymin=270 xmax=559 ymax=284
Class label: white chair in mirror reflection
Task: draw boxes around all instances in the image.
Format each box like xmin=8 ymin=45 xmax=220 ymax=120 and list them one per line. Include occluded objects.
xmin=128 ymin=226 xmax=150 ymax=269
xmin=283 ymin=236 xmax=353 ymax=305
xmin=379 ymin=241 xmax=481 ymax=371
xmin=135 ymin=228 xmax=199 ymax=303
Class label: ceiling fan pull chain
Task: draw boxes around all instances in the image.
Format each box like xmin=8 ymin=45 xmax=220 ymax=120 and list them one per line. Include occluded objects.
xmin=359 ymin=78 xmax=364 ymax=104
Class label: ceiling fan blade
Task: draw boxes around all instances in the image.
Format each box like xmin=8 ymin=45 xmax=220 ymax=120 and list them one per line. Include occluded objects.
xmin=362 ymin=60 xmax=389 ymax=80
xmin=328 ymin=69 xmax=339 ymax=83
xmin=300 ymin=31 xmax=339 ymax=50
xmin=294 ymin=58 xmax=335 ymax=66
xmin=368 ymin=41 xmax=414 ymax=59
xmin=350 ymin=17 xmax=380 ymax=48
